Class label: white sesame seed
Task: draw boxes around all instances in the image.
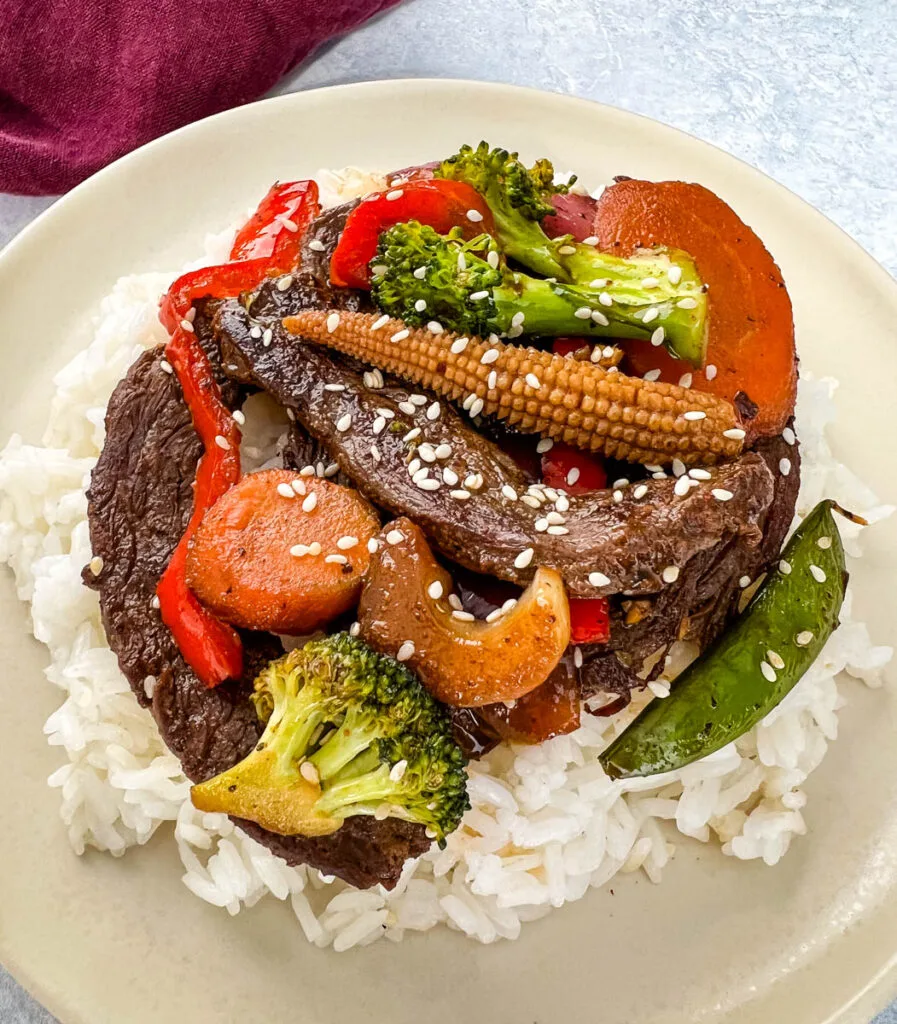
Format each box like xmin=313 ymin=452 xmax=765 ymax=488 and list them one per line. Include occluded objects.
xmin=574 ymin=306 xmax=592 ymax=320
xmin=487 ymin=370 xmax=498 ymax=390
xmin=300 ymin=465 xmax=315 ymax=476
xmin=469 ymin=398 xmax=484 ymax=417
xmin=485 ymin=250 xmax=500 ymax=270
xmin=325 ymin=554 xmax=348 ymax=565
xmin=723 ymin=428 xmax=747 ymax=440
xmin=689 ymin=468 xmax=712 ymax=480
xmin=711 ymin=488 xmax=734 ymax=502
xmin=667 ymin=265 xmax=683 ymax=285
xmin=779 ymin=458 xmax=792 ymax=476
xmin=336 ymin=536 xmax=358 ymax=551
xmin=648 ymin=681 xmax=671 ymax=699
xmin=150 ymin=595 xmax=161 ymax=610
xmin=767 ymin=650 xmax=786 ymax=670
xmin=501 ymin=484 xmax=518 ymax=501
xmin=336 ymin=413 xmax=352 ymax=432
xmin=413 ymin=266 xmax=428 ymax=280
xmin=678 ymin=373 xmax=693 ymax=388
xmin=375 ymin=804 xmax=390 ymax=821
xmin=589 ymin=571 xmax=610 ymax=587
xmin=443 ymin=468 xmax=459 ymax=486
xmin=481 ymin=348 xmax=500 ymax=365
xmin=485 ymin=607 xmax=504 ymax=623
xmin=427 ymin=580 xmax=444 ymax=600
xmin=308 ymin=542 xmax=322 ymax=556
xmin=464 ymin=473 xmax=484 ymax=490
xmin=371 ymin=314 xmax=390 ymax=330
xmin=418 ymin=446 xmax=436 ymax=464
xmin=398 ymin=401 xmax=416 ymax=415
xmin=590 ymin=310 xmax=610 ymax=327
xmin=262 ymin=327 xmax=273 ymax=347
xmin=302 ymin=492 xmax=318 ymax=513
xmin=389 ymin=759 xmax=409 ymax=782
xmin=428 ymin=321 xmax=444 ymax=335
xmin=557 ymin=244 xmax=576 ymax=255
xmin=642 ymin=307 xmax=659 ymax=324
xmin=511 ymin=311 xmax=526 ymax=328
xmin=308 ymin=238 xmax=326 ymax=252
xmin=809 ymin=564 xmax=827 ymax=583
xmin=326 ymin=312 xmax=340 ymax=333
xmin=520 ymin=494 xmax=541 ymax=508
xmin=412 ymin=299 xmax=427 ymax=314
xmin=817 ymin=535 xmax=833 ymax=550
xmin=671 ymin=458 xmax=686 ymax=478
xmin=290 ymin=544 xmax=309 ymax=557
xmin=535 ymin=518 xmax=549 ymax=532
xmin=642 ymin=277 xmax=660 ymax=289
xmin=783 ymin=426 xmax=796 ymax=445
xmin=391 ymin=329 xmax=410 ymax=343
xmin=683 ymin=410 xmax=706 ymax=421
xmin=370 ymin=445 xmax=381 ymax=463
xmin=418 ymin=478 xmax=441 ymax=492
xmin=372 ymin=417 xmax=387 ymax=435
xmin=565 ymin=467 xmax=581 ymax=487
xmin=633 ymin=484 xmax=648 ymax=499
xmin=760 ymin=661 xmax=777 ymax=683
xmin=526 ymin=373 xmax=542 ymax=389
xmin=159 ymin=359 xmax=173 ymax=374
xmin=598 ymin=292 xmax=615 ymax=309
xmin=452 ymin=609 xmax=476 ymax=622
xmin=363 ymin=369 xmax=384 ymax=389
xmin=386 ymin=188 xmax=404 ymax=201
xmin=779 ymin=559 xmax=792 ymax=575
xmin=276 ymin=275 xmax=294 ymax=292
xmin=469 ymin=290 xmax=489 ymax=301
xmin=426 ymin=401 xmax=441 ymax=421
xmin=643 ymin=368 xmax=662 ymax=382
xmin=403 ymin=427 xmax=422 ymax=442
xmin=674 ymin=476 xmax=692 ymax=497
xmin=514 ymin=547 xmax=535 ymax=569
xmin=450 ymin=337 xmax=469 ymax=354
xmin=456 ymin=251 xmax=467 ymax=272
xmin=277 ymin=482 xmax=296 ymax=499
xmin=450 ymin=489 xmax=471 ymax=500
xmin=796 ymin=630 xmax=814 ymax=646
xmin=300 ymin=761 xmax=319 ymax=783
xmin=613 ymin=490 xmax=623 ymax=504
xmin=466 ymin=208 xmax=484 ymax=223
xmin=536 ymin=438 xmax=554 ymax=454
xmin=232 ymin=409 xmax=246 ymax=425
xmin=324 ymin=463 xmax=339 ymax=478
xmin=214 ymin=434 xmax=231 ymax=450
xmin=89 ymin=556 xmax=104 ymax=575
xmin=739 ymin=575 xmax=752 ymax=588
xmin=396 ymin=641 xmax=415 ymax=663
xmin=662 ymin=565 xmax=680 ymax=584
xmin=410 ymin=393 xmax=429 ymax=406
xmin=250 ymin=325 xmax=262 ymax=339
xmin=705 ymin=364 xmax=718 ymax=381
xmin=582 ymin=235 xmax=599 ymax=246
xmin=556 ymin=495 xmax=570 ymax=512
xmin=286 ymin=408 xmax=296 ymax=422
xmin=677 ymin=297 xmax=698 ymax=309
xmin=278 ymin=216 xmax=298 ymax=232
xmin=546 ymin=511 xmax=565 ymax=526
xmin=179 ymin=319 xmax=194 ymax=333
xmin=646 ymin=326 xmax=665 ymax=348
xmin=448 ymin=594 xmax=463 ymax=611
xmin=386 ymin=530 xmax=404 ymax=545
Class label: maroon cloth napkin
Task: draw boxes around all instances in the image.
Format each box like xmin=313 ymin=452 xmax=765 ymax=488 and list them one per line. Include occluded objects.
xmin=0 ymin=0 xmax=401 ymax=195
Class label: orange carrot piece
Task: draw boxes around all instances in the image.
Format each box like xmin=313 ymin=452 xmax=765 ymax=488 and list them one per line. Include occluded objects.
xmin=593 ymin=180 xmax=797 ymax=437
xmin=186 ymin=470 xmax=379 ymax=634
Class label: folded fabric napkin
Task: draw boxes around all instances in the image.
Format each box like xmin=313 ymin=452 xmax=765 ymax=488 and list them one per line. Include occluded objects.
xmin=0 ymin=0 xmax=401 ymax=195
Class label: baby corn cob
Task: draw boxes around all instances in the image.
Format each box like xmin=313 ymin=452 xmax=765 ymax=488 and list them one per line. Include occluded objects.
xmin=283 ymin=311 xmax=745 ymax=465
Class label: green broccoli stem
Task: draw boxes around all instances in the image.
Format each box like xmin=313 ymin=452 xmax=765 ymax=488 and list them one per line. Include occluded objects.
xmin=307 ymin=706 xmax=384 ymax=781
xmin=313 ymin=763 xmax=400 ymax=819
xmin=492 ymin=212 xmax=566 ymax=280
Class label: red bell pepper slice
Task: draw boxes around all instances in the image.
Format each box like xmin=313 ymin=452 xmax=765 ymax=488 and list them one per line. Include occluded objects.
xmin=155 ymin=180 xmax=320 ymax=687
xmin=329 ymin=179 xmax=494 ymax=289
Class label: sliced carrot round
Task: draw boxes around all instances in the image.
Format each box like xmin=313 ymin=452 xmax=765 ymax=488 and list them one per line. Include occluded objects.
xmin=186 ymin=469 xmax=380 ymax=635
xmin=593 ymin=180 xmax=797 ymax=437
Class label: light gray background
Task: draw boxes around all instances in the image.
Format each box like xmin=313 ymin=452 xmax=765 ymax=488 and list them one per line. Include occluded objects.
xmin=1 ymin=0 xmax=895 ymax=1020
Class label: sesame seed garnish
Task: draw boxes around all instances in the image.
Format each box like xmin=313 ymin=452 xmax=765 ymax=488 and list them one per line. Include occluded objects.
xmin=556 ymin=495 xmax=570 ymax=512
xmin=739 ymin=575 xmax=752 ymax=588
xmin=678 ymin=373 xmax=693 ymax=388
xmin=214 ymin=434 xmax=231 ymax=450
xmin=689 ymin=468 xmax=712 ymax=480
xmin=711 ymin=488 xmax=733 ymax=502
xmin=418 ymin=478 xmax=441 ymax=491
xmin=403 ymin=427 xmax=422 ymax=442
xmin=662 ymin=566 xmax=680 ymax=583
xmin=370 ymin=445 xmax=381 ymax=463
xmin=566 ymin=467 xmax=581 ymax=487
xmin=526 ymin=373 xmax=542 ymax=389
xmin=391 ymin=329 xmax=410 ymax=343
xmin=464 ymin=473 xmax=484 ymax=490
xmin=372 ymin=417 xmax=386 ymax=435
xmin=232 ymin=409 xmax=246 ymax=425
xmin=450 ymin=489 xmax=471 ymax=500
xmin=642 ymin=307 xmax=659 ymax=324
xmin=683 ymin=410 xmax=706 ymax=422
xmin=647 ymin=681 xmax=671 ymax=699
xmin=817 ymin=535 xmax=832 ymax=550
xmin=389 ymin=759 xmax=409 ymax=781
xmin=427 ymin=321 xmax=444 ymax=335
xmin=779 ymin=559 xmax=792 ymax=575
xmin=795 ymin=630 xmax=814 ymax=647
xmin=386 ymin=530 xmax=404 ymax=545
xmin=371 ymin=314 xmax=390 ymax=330
xmin=286 ymin=408 xmax=296 ymax=421
xmin=410 ymin=393 xmax=428 ymax=406
xmin=466 ymin=209 xmax=484 ymax=223
xmin=300 ymin=761 xmax=319 ymax=783
xmin=324 ymin=463 xmax=339 ymax=478
xmin=336 ymin=413 xmax=352 ymax=433
xmin=367 ymin=537 xmax=380 ymax=554
xmin=375 ymin=804 xmax=391 ymax=821
xmin=469 ymin=397 xmax=484 ymax=417
xmin=300 ymin=465 xmax=315 ymax=476
xmin=641 ymin=277 xmax=660 ymax=289
xmin=705 ymin=364 xmax=718 ymax=381
xmin=276 ymin=482 xmax=295 ymax=499
xmin=809 ymin=564 xmax=827 ymax=583
xmin=574 ymin=306 xmax=592 ymax=320
xmin=767 ymin=650 xmax=785 ymax=670
xmin=546 ymin=511 xmax=565 ymax=525
xmin=613 ymin=490 xmax=623 ymax=503
xmin=276 ymin=275 xmax=294 ymax=292
xmin=677 ymin=297 xmax=698 ymax=309
xmin=249 ymin=325 xmax=262 ymax=339
xmin=159 ymin=359 xmax=173 ymax=374
xmin=426 ymin=401 xmax=441 ymax=421
xmin=779 ymin=458 xmax=792 ymax=476
xmin=469 ymin=290 xmax=489 ymax=301
xmin=582 ymin=235 xmax=599 ymax=245
xmin=520 ymin=494 xmax=541 ymax=508
xmin=290 ymin=544 xmax=308 ymax=558
xmin=443 ymin=468 xmax=459 ymax=486
xmin=671 ymin=458 xmax=686 ymax=477
xmin=648 ymin=326 xmax=665 ymax=348
xmin=418 ymin=446 xmax=435 ymax=464
xmin=398 ymin=400 xmax=416 ymax=415
xmin=597 ymin=292 xmax=613 ymax=308
xmin=307 ymin=542 xmax=322 ymax=556
xmin=783 ymin=426 xmax=796 ymax=445
xmin=485 ymin=607 xmax=504 ymax=623
xmin=386 ymin=188 xmax=404 ymax=201
xmin=89 ymin=556 xmax=104 ymax=575
xmin=511 ymin=311 xmax=526 ymax=328
xmin=262 ymin=327 xmax=273 ymax=347
xmin=547 ymin=525 xmax=569 ymax=536
xmin=486 ymin=250 xmax=500 ymax=270
xmin=486 ymin=370 xmax=498 ymax=390
xmin=481 ymin=348 xmax=500 ymax=365
xmin=363 ymin=369 xmax=384 ymax=389
xmin=674 ymin=476 xmax=692 ymax=497
xmin=643 ymin=368 xmax=662 ymax=381
xmin=324 ymin=383 xmax=346 ymax=392
xmin=301 ymin=492 xmax=318 ymax=513
xmin=151 ymin=595 xmax=161 ymax=610
xmin=396 ymin=640 xmax=415 ymax=663
xmin=452 ymin=609 xmax=476 ymax=622
xmin=591 ymin=310 xmax=610 ymax=327
xmin=514 ymin=547 xmax=535 ymax=569
xmin=278 ymin=216 xmax=298 ymax=232
xmin=633 ymin=484 xmax=648 ymax=499
xmin=450 ymin=337 xmax=469 ymax=354
xmin=723 ymin=428 xmax=746 ymax=440
xmin=447 ymin=594 xmax=463 ymax=611
xmin=588 ymin=571 xmax=610 ymax=587
xmin=667 ymin=265 xmax=683 ymax=285
xmin=427 ymin=580 xmax=444 ymax=600
xmin=536 ymin=438 xmax=554 ymax=454
xmin=535 ymin=518 xmax=549 ymax=532
xmin=501 ymin=484 xmax=518 ymax=501
xmin=760 ymin=661 xmax=777 ymax=683
xmin=413 ymin=267 xmax=428 ymax=280
xmin=308 ymin=238 xmax=326 ymax=252
xmin=557 ymin=244 xmax=576 ymax=255
xmin=337 ymin=536 xmax=358 ymax=550
xmin=325 ymin=554 xmax=348 ymax=565
xmin=324 ymin=313 xmax=341 ymax=334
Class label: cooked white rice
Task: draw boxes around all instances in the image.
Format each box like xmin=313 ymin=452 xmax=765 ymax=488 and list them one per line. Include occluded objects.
xmin=0 ymin=169 xmax=893 ymax=950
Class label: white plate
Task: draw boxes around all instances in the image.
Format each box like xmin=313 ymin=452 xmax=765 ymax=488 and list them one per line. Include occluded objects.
xmin=1 ymin=80 xmax=896 ymax=1024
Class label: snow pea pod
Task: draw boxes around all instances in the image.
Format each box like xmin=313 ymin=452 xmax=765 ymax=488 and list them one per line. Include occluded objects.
xmin=600 ymin=500 xmax=850 ymax=779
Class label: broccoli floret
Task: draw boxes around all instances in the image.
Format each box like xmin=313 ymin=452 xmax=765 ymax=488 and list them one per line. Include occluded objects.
xmin=435 ymin=142 xmax=708 ymax=364
xmin=372 ymin=222 xmax=708 ymax=361
xmin=436 ymin=142 xmax=571 ymax=278
xmin=190 ymin=634 xmax=469 ymax=844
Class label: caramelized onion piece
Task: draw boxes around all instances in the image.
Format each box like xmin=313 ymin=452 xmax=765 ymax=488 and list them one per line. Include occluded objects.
xmin=359 ymin=518 xmax=570 ymax=707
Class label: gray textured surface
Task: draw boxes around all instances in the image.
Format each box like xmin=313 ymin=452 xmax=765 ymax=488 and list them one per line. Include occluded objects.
xmin=1 ymin=0 xmax=896 ymax=1020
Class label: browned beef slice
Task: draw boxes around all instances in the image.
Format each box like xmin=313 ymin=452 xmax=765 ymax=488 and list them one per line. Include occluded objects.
xmin=215 ymin=299 xmax=776 ymax=600
xmin=84 ymin=346 xmax=428 ymax=888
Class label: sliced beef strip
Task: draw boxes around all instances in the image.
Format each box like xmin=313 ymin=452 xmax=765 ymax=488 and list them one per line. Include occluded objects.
xmin=215 ymin=299 xmax=776 ymax=600
xmin=84 ymin=346 xmax=429 ymax=889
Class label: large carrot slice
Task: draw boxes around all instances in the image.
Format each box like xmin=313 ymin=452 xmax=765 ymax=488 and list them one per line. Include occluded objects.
xmin=186 ymin=470 xmax=380 ymax=635
xmin=592 ymin=180 xmax=797 ymax=437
